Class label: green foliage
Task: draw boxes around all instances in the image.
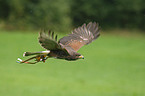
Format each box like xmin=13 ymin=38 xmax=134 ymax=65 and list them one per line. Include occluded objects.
xmin=0 ymin=31 xmax=145 ymax=95
xmin=0 ymin=0 xmax=72 ymax=31
xmin=0 ymin=0 xmax=144 ymax=31
xmin=71 ymin=0 xmax=145 ymax=30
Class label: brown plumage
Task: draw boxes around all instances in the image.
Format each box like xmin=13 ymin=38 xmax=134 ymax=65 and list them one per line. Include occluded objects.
xmin=17 ymin=22 xmax=100 ymax=64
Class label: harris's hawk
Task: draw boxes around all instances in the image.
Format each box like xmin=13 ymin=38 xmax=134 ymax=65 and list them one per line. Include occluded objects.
xmin=17 ymin=22 xmax=100 ymax=64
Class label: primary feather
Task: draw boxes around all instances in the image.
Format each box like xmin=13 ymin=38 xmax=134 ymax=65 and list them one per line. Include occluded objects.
xmin=59 ymin=22 xmax=100 ymax=51
xmin=38 ymin=31 xmax=60 ymax=50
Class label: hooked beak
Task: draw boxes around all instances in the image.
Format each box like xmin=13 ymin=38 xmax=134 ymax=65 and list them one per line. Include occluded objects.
xmin=79 ymin=55 xmax=84 ymax=59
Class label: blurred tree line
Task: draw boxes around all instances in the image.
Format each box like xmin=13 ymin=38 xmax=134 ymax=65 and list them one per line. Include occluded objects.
xmin=0 ymin=0 xmax=145 ymax=32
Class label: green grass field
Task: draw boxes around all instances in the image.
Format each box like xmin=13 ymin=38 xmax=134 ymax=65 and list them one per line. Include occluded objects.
xmin=0 ymin=31 xmax=145 ymax=96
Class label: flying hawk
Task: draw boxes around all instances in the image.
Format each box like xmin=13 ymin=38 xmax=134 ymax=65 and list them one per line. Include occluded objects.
xmin=17 ymin=22 xmax=100 ymax=64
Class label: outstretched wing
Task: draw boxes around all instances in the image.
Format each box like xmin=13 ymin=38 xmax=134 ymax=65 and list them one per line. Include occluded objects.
xmin=38 ymin=30 xmax=61 ymax=50
xmin=58 ymin=22 xmax=100 ymax=51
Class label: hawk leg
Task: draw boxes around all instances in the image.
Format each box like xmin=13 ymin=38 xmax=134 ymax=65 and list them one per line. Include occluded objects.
xmin=16 ymin=55 xmax=48 ymax=64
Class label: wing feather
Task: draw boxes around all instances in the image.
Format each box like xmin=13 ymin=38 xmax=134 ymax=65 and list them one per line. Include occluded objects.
xmin=58 ymin=22 xmax=100 ymax=51
xmin=38 ymin=30 xmax=60 ymax=50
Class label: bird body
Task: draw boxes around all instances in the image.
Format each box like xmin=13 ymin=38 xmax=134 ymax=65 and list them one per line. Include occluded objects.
xmin=17 ymin=22 xmax=100 ymax=64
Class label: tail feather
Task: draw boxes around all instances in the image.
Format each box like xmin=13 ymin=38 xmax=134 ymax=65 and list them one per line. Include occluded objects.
xmin=23 ymin=51 xmax=50 ymax=57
